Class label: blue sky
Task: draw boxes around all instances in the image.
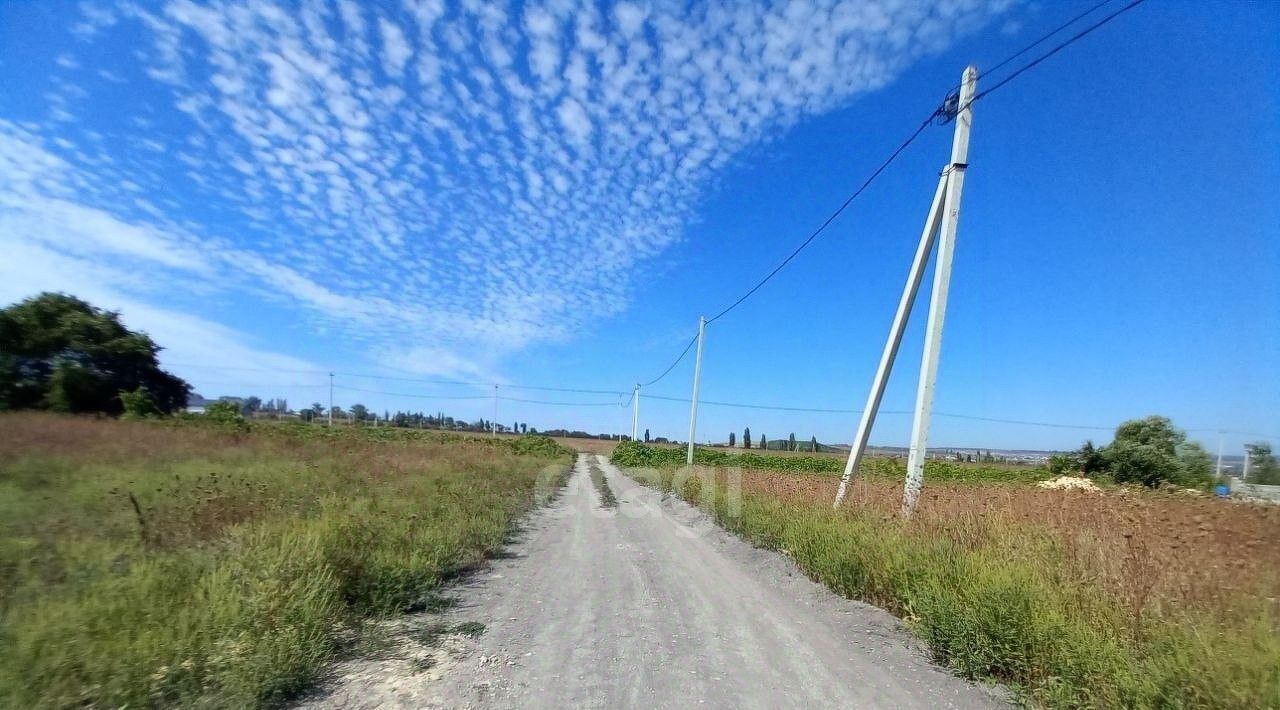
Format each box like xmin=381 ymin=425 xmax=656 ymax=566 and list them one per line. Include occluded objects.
xmin=1 ymin=0 xmax=1276 ymax=452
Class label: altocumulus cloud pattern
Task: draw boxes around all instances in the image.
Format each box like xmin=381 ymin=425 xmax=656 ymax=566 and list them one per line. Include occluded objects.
xmin=1 ymin=0 xmax=1012 ymax=376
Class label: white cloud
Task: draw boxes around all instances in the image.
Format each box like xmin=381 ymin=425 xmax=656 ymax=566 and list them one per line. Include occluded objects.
xmin=10 ymin=0 xmax=1014 ymax=380
xmin=0 ymin=239 xmax=320 ymax=387
xmin=378 ymin=17 xmax=412 ymax=77
xmin=556 ymin=97 xmax=592 ymax=144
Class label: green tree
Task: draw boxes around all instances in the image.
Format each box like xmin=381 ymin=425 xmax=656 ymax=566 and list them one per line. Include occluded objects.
xmin=1049 ymin=440 xmax=1108 ymax=477
xmin=119 ymin=387 xmax=161 ymax=419
xmin=644 ymin=428 xmax=650 ymax=443
xmin=810 ymin=436 xmax=819 ymax=453
xmin=350 ymin=403 xmax=369 ymax=421
xmin=743 ymin=427 xmax=751 ymax=449
xmin=1246 ymin=442 xmax=1280 ymax=485
xmin=0 ymin=293 xmax=189 ymax=415
xmin=759 ymin=434 xmax=767 ymax=450
xmin=788 ymin=433 xmax=796 ymax=451
xmin=729 ymin=432 xmax=736 ymax=447
xmin=1078 ymin=440 xmax=1106 ymax=475
xmin=1103 ymin=416 xmax=1199 ymax=488
xmin=241 ymin=396 xmax=262 ymax=416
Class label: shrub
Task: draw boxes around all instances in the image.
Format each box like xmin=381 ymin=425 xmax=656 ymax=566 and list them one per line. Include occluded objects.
xmin=118 ymin=387 xmax=162 ymax=419
xmin=202 ymin=400 xmax=248 ymax=431
xmin=508 ymin=435 xmax=570 ymax=458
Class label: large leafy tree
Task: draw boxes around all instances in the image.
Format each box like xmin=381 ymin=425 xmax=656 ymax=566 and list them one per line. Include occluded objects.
xmin=0 ymin=293 xmax=189 ymax=415
xmin=1061 ymin=415 xmax=1216 ymax=488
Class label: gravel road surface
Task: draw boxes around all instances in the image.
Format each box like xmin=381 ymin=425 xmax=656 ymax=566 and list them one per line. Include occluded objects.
xmin=302 ymin=453 xmax=1005 ymax=709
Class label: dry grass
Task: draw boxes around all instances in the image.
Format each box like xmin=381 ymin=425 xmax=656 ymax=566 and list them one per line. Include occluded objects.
xmin=550 ymin=436 xmax=618 ymax=455
xmin=0 ymin=412 xmax=571 ymax=708
xmin=744 ymin=470 xmax=1280 ymax=615
xmin=622 ymin=461 xmax=1280 ymax=707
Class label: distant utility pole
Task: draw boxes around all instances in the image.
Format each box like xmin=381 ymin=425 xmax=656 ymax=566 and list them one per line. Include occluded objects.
xmin=686 ymin=316 xmax=707 ymax=466
xmin=328 ymin=372 xmax=334 ymax=427
xmin=1242 ymin=448 xmax=1251 ymax=483
xmin=834 ymin=65 xmax=977 ymax=515
xmin=631 ymin=384 xmax=640 ymax=441
xmin=1215 ymin=432 xmax=1224 ymax=478
xmin=492 ymin=384 xmax=498 ymax=438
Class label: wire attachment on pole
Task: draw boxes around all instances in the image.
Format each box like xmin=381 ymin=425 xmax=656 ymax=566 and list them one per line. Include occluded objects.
xmin=934 ymin=89 xmax=962 ymax=125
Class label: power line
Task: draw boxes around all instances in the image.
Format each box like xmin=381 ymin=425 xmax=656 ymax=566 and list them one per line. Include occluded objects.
xmin=940 ymin=0 xmax=1116 ymax=101
xmin=967 ymin=0 xmax=1149 ymax=108
xmin=333 ymin=385 xmax=491 ymax=401
xmin=703 ymin=0 xmax=1150 ymax=329
xmin=498 ymin=395 xmax=624 ymax=407
xmin=164 ymin=362 xmax=327 ymax=376
xmin=333 ymin=384 xmax=622 ymax=408
xmin=705 ymin=113 xmax=939 ymax=326
xmin=640 ymin=333 xmax=699 ymax=387
xmin=932 ymin=412 xmax=1111 ymax=431
xmin=339 ymin=371 xmax=627 ymax=396
xmin=167 ymin=361 xmax=628 ymax=397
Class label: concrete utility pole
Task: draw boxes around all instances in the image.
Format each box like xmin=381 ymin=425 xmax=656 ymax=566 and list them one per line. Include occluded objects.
xmin=902 ymin=66 xmax=977 ymax=515
xmin=492 ymin=385 xmax=498 ymax=438
xmin=631 ymin=384 xmax=640 ymax=441
xmin=833 ymin=65 xmax=977 ymax=515
xmin=328 ymin=372 xmax=334 ymax=426
xmin=833 ymin=174 xmax=948 ymax=507
xmin=1215 ymin=432 xmax=1224 ymax=478
xmin=1242 ymin=448 xmax=1251 ymax=483
xmin=686 ymin=316 xmax=707 ymax=466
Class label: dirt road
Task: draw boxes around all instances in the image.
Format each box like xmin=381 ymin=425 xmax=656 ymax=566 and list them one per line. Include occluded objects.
xmin=305 ymin=454 xmax=1005 ymax=709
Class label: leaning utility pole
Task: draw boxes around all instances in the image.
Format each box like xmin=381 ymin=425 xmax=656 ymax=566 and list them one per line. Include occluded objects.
xmin=328 ymin=372 xmax=334 ymax=426
xmin=834 ymin=65 xmax=977 ymax=515
xmin=631 ymin=384 xmax=640 ymax=441
xmin=686 ymin=316 xmax=707 ymax=466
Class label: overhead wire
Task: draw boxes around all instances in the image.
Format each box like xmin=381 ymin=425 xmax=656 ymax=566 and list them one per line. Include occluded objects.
xmin=701 ymin=0 xmax=1150 ymax=330
xmin=983 ymin=0 xmax=1116 ymax=77
xmin=625 ymin=0 xmax=1157 ymax=430
xmin=965 ymin=0 xmax=1149 ymax=109
xmin=639 ymin=332 xmax=699 ymax=387
xmin=170 ymin=1 xmax=1219 ymax=445
xmin=705 ymin=113 xmax=939 ymax=326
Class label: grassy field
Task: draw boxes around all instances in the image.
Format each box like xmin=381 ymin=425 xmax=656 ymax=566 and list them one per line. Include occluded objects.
xmin=614 ymin=441 xmax=1051 ymax=483
xmin=614 ymin=445 xmax=1280 ymax=708
xmin=0 ymin=413 xmax=571 ymax=708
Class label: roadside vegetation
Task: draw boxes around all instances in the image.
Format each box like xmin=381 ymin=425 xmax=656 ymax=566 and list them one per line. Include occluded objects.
xmin=612 ymin=437 xmax=1280 ymax=708
xmin=612 ymin=440 xmax=1050 ymax=483
xmin=0 ymin=413 xmax=571 ymax=708
xmin=586 ymin=458 xmax=618 ymax=508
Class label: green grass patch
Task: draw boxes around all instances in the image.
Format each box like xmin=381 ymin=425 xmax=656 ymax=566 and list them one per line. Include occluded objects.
xmin=0 ymin=414 xmax=570 ymax=708
xmin=587 ymin=459 xmax=618 ymax=508
xmin=610 ymin=440 xmax=1049 ymax=483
